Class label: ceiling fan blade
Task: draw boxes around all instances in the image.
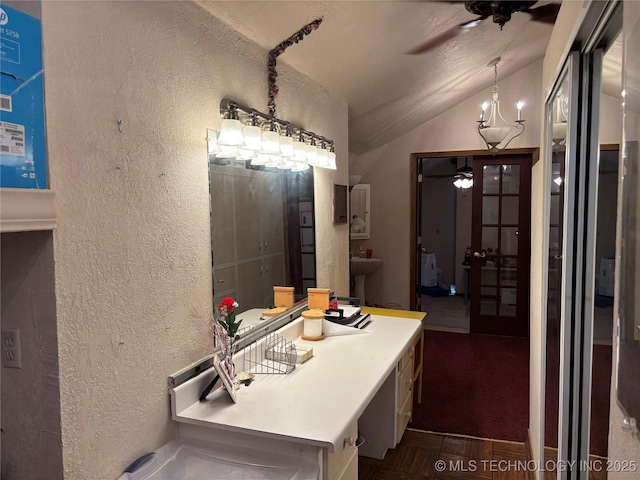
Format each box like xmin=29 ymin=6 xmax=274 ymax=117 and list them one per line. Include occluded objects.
xmin=423 ymin=173 xmax=459 ymax=179
xmin=406 ymin=16 xmax=487 ymax=55
xmin=524 ymin=2 xmax=561 ymax=24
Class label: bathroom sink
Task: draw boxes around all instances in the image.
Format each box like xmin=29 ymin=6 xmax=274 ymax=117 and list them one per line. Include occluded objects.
xmin=350 ymin=258 xmax=382 ymax=306
xmin=350 ymin=257 xmax=382 ymax=277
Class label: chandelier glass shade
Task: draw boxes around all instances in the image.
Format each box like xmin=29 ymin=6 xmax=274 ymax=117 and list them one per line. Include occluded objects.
xmin=477 ymin=58 xmax=525 ymax=152
xmin=552 ymin=92 xmax=569 ymax=147
xmin=208 ymin=99 xmax=337 ymax=171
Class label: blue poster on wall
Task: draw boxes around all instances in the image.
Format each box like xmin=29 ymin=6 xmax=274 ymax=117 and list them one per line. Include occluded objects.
xmin=0 ymin=4 xmax=47 ymax=189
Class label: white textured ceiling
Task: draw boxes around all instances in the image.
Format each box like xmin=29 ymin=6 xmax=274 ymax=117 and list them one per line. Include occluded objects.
xmin=197 ymin=1 xmax=620 ymax=155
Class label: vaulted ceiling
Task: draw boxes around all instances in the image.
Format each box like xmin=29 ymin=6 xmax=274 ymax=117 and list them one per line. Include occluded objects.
xmin=198 ymin=1 xmax=621 ymax=156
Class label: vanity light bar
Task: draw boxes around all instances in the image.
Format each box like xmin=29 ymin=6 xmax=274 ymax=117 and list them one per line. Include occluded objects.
xmin=212 ymin=98 xmax=337 ymax=170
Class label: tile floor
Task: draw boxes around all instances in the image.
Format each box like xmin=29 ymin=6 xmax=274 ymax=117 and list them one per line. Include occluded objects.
xmin=359 ymin=429 xmax=608 ymax=480
xmin=420 ymin=294 xmax=614 ymax=345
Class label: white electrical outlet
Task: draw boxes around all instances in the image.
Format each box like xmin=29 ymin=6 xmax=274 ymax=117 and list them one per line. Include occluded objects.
xmin=2 ymin=329 xmax=22 ymax=369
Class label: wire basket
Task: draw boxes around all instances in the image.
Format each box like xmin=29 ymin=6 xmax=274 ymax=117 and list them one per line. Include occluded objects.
xmin=243 ymin=333 xmax=297 ymax=375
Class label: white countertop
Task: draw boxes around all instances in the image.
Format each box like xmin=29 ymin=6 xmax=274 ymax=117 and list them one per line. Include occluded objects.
xmin=171 ymin=313 xmax=420 ymax=452
xmin=235 ymin=308 xmax=269 ymax=332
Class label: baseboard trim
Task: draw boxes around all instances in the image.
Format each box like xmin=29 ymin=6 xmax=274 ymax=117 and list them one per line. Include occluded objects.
xmin=406 ymin=427 xmax=525 ymax=445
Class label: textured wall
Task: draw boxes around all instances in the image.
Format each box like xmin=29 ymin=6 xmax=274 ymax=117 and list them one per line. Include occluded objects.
xmin=1 ymin=231 xmax=62 ymax=479
xmin=40 ymin=1 xmax=347 ymax=478
xmin=350 ymin=60 xmax=543 ymax=310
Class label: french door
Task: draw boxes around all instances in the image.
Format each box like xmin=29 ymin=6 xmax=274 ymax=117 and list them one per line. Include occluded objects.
xmin=470 ymin=154 xmax=532 ymax=337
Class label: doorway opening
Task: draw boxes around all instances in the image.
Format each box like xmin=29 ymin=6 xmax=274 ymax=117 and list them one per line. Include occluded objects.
xmin=408 ymin=148 xmax=535 ymax=443
xmin=411 ymin=148 xmax=536 ymax=338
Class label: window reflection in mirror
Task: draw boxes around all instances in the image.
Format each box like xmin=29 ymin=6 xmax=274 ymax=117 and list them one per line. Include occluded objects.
xmin=350 ymin=184 xmax=370 ymax=239
xmin=208 ymin=158 xmax=316 ymax=343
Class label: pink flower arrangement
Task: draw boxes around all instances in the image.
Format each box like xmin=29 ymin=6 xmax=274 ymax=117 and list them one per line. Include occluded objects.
xmin=214 ymin=297 xmax=241 ymax=381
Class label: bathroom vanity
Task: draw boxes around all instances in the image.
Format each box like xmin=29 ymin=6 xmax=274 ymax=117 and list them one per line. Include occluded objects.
xmin=170 ymin=312 xmax=421 ymax=480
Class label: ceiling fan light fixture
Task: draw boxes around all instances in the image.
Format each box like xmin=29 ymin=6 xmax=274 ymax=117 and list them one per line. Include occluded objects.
xmin=454 ymin=177 xmax=473 ymax=189
xmin=453 ymin=158 xmax=473 ymax=189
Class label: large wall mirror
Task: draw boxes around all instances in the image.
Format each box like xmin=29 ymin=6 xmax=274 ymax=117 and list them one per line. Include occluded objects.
xmin=544 ymin=70 xmax=570 ymax=465
xmin=350 ymin=184 xmax=370 ymax=239
xmin=616 ymin=1 xmax=640 ymax=435
xmin=208 ymin=156 xmax=316 ymax=340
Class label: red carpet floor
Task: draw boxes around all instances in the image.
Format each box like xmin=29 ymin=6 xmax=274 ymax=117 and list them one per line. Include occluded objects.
xmin=410 ymin=330 xmax=611 ymax=457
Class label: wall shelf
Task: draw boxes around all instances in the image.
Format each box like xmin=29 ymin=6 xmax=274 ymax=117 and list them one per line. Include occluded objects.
xmin=0 ymin=188 xmax=56 ymax=233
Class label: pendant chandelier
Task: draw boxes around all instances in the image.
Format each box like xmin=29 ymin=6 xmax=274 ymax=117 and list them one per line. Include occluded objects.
xmin=476 ymin=57 xmax=525 ymax=152
xmin=552 ymin=92 xmax=569 ymax=148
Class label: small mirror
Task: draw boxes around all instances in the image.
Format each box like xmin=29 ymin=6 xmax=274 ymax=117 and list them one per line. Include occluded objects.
xmin=350 ymin=184 xmax=370 ymax=239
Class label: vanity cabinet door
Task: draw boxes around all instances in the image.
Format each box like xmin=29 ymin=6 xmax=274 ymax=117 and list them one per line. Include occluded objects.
xmin=394 ymin=344 xmax=414 ymax=445
xmin=396 ymin=356 xmax=413 ymax=407
xmin=324 ymin=422 xmax=358 ymax=480
xmin=213 ymin=266 xmax=237 ymax=307
xmin=262 ymin=253 xmax=285 ymax=304
xmin=335 ymin=449 xmax=358 ymax=480
xmin=260 ymin=174 xmax=284 ymax=256
xmin=235 ymin=175 xmax=263 ymax=261
xmin=210 ymin=173 xmax=236 ymax=266
xmin=236 ymin=260 xmax=266 ymax=311
xmin=395 ymin=391 xmax=412 ymax=444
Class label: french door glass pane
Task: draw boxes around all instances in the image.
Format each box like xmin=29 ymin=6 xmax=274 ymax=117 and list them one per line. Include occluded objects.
xmin=483 ymin=197 xmax=499 ymax=224
xmin=481 ymin=288 xmax=498 ymax=315
xmin=482 ymin=227 xmax=499 ymax=252
xmin=481 ymin=268 xmax=498 ymax=287
xmin=483 ymin=166 xmax=500 ymax=193
xmin=501 ymin=268 xmax=517 ymax=286
xmin=502 ymin=165 xmax=520 ymax=193
xmin=500 ymin=302 xmax=517 ymax=317
xmin=501 ymin=227 xmax=519 ymax=255
xmin=502 ymin=196 xmax=519 ymax=224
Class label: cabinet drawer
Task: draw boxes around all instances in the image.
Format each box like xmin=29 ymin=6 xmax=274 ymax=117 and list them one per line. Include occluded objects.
xmin=397 ymin=343 xmax=414 ymax=373
xmin=396 ymin=358 xmax=413 ymax=405
xmin=325 ymin=422 xmax=358 ymax=480
xmin=335 ymin=448 xmax=358 ymax=480
xmin=395 ymin=389 xmax=412 ymax=444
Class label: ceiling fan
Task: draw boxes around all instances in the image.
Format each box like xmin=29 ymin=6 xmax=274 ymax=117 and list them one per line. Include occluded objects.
xmin=423 ymin=158 xmax=475 ymax=189
xmin=407 ymin=1 xmax=561 ymax=55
